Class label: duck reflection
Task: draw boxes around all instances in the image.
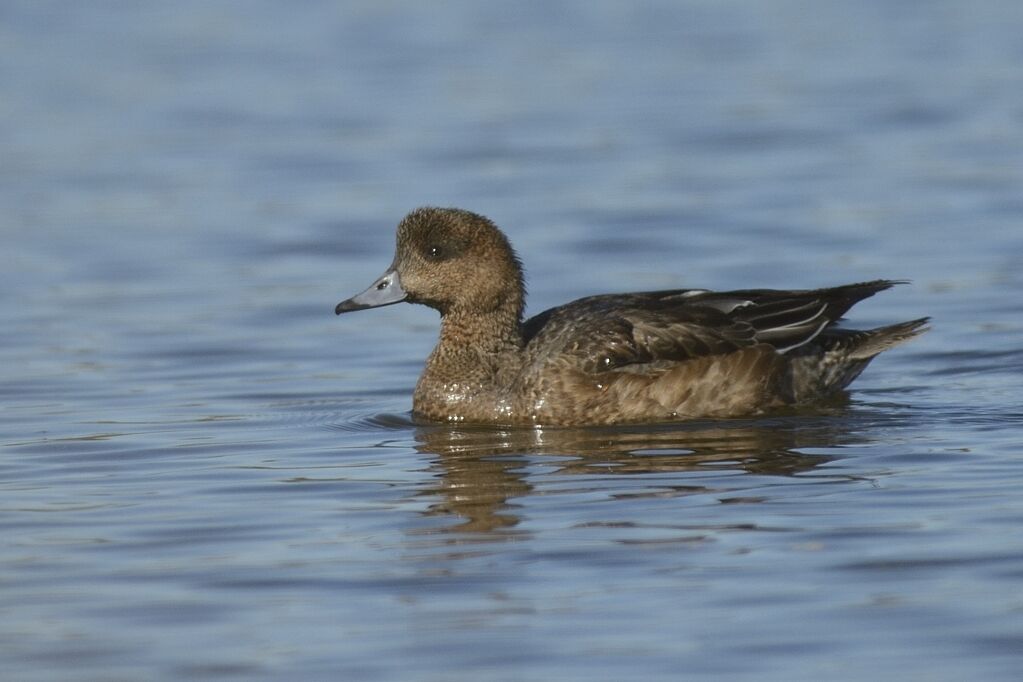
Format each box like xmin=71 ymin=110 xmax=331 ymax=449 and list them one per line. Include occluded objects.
xmin=413 ymin=413 xmax=858 ymax=533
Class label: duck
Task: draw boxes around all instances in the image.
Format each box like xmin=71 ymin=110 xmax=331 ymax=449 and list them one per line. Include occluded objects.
xmin=335 ymin=207 xmax=929 ymax=426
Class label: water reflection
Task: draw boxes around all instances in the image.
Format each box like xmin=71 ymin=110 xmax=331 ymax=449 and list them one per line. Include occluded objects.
xmin=413 ymin=415 xmax=858 ymax=533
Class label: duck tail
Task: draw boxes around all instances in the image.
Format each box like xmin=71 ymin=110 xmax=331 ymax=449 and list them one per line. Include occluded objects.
xmin=787 ymin=317 xmax=930 ymax=401
xmin=845 ymin=317 xmax=931 ymax=360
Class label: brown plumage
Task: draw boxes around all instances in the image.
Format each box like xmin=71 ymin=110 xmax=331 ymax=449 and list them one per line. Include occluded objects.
xmin=335 ymin=207 xmax=929 ymax=426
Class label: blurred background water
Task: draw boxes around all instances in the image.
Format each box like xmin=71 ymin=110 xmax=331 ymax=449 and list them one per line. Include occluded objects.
xmin=3 ymin=1 xmax=1023 ymax=680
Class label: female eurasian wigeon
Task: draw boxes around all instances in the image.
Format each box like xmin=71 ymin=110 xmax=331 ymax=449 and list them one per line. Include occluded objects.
xmin=336 ymin=207 xmax=929 ymax=425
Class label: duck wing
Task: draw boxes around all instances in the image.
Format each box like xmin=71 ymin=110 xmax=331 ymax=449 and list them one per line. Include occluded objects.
xmin=522 ymin=279 xmax=901 ymax=372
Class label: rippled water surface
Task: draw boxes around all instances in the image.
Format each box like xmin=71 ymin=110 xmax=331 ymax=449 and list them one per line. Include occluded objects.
xmin=4 ymin=1 xmax=1023 ymax=680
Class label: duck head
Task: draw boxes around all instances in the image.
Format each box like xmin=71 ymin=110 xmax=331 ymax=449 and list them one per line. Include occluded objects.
xmin=335 ymin=207 xmax=525 ymax=318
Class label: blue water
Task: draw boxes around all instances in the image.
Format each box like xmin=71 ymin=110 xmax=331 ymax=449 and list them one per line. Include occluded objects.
xmin=3 ymin=1 xmax=1023 ymax=680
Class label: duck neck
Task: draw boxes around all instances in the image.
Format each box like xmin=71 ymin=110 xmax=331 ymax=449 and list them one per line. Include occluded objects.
xmin=437 ymin=300 xmax=524 ymax=356
xmin=415 ymin=294 xmax=526 ymax=422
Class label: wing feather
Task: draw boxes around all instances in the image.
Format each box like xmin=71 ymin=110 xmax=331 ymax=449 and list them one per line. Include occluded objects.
xmin=521 ymin=280 xmax=901 ymax=372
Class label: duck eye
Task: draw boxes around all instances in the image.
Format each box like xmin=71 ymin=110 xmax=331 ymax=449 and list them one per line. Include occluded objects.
xmin=423 ymin=236 xmax=468 ymax=262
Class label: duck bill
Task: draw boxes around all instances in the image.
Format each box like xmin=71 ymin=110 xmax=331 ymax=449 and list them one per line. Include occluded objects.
xmin=335 ymin=269 xmax=407 ymax=314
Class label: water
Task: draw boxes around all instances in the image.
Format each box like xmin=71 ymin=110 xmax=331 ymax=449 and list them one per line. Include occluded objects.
xmin=3 ymin=1 xmax=1023 ymax=680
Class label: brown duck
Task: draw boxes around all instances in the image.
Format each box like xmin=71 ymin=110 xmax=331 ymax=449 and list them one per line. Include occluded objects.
xmin=336 ymin=207 xmax=929 ymax=426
